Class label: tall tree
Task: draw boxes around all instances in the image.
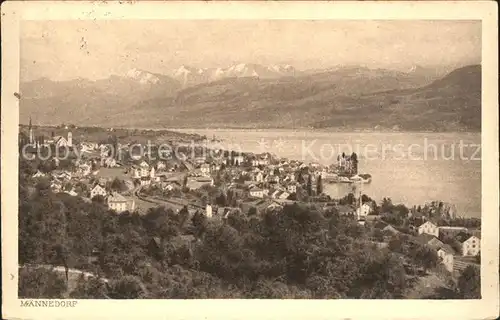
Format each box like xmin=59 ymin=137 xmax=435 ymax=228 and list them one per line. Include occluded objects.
xmin=216 ymin=193 xmax=227 ymax=206
xmin=316 ymin=175 xmax=323 ymax=195
xmin=178 ymin=206 xmax=190 ymax=230
xmin=414 ymin=246 xmax=439 ymax=273
xmin=306 ymin=175 xmax=313 ymax=197
xmin=215 ymin=171 xmax=222 ymax=186
xmin=227 ymin=189 xmax=233 ymax=206
xmin=457 ymin=266 xmax=481 ymax=299
xmin=350 ymin=152 xmax=358 ymax=174
xmin=191 ymin=210 xmax=207 ymax=239
xmin=110 ymin=178 xmax=127 ymax=192
xmin=107 ymin=134 xmax=119 ymax=159
xmin=381 ymin=197 xmax=393 ymax=213
xmin=297 ymin=172 xmax=305 ymax=184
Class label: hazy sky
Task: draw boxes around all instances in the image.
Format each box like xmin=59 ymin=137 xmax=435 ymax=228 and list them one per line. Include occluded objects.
xmin=21 ymin=20 xmax=481 ymax=81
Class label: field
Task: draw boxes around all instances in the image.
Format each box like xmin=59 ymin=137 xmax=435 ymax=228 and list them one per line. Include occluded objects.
xmin=96 ymin=167 xmax=131 ymax=181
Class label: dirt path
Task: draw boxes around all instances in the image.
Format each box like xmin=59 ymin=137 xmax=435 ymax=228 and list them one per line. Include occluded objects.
xmin=20 ymin=264 xmax=109 ymax=298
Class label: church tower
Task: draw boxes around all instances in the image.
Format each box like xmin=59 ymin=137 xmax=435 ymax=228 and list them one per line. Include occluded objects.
xmin=67 ymin=131 xmax=73 ymax=147
xmin=29 ymin=117 xmax=34 ymax=144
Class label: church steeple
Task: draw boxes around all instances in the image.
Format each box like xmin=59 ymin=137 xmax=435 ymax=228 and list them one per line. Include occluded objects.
xmin=29 ymin=117 xmax=34 ymax=144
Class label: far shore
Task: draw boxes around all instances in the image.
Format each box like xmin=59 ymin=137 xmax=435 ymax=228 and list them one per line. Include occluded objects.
xmin=18 ymin=123 xmax=481 ymax=135
xmin=168 ymin=127 xmax=482 ymax=134
xmin=81 ymin=126 xmax=481 ymax=135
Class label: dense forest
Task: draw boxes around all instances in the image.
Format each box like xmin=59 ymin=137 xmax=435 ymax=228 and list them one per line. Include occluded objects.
xmin=18 ymin=158 xmax=480 ymax=299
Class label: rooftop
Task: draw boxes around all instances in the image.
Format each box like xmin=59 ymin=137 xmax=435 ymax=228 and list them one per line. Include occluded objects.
xmin=439 ymin=226 xmax=469 ymax=230
xmin=108 ymin=193 xmax=128 ymax=203
xmin=414 ymin=233 xmax=437 ymax=245
xmin=439 ymin=244 xmax=456 ymax=255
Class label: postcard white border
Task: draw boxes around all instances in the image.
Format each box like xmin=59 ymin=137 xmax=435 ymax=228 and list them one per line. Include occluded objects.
xmin=2 ymin=1 xmax=499 ymax=320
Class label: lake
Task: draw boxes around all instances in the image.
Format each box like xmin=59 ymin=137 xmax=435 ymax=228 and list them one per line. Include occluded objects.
xmin=173 ymin=129 xmax=481 ymax=218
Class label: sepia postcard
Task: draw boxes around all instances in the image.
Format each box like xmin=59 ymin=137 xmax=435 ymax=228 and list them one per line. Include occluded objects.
xmin=1 ymin=1 xmax=499 ymax=319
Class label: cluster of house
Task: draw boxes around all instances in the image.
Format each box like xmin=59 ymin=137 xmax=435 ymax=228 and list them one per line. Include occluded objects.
xmin=25 ymin=134 xmax=142 ymax=213
xmin=132 ymin=160 xmax=159 ymax=186
xmin=32 ymin=168 xmax=79 ymax=196
xmin=31 ymin=162 xmax=137 ymax=214
xmin=418 ymin=221 xmax=480 ymax=272
xmin=90 ymin=184 xmax=136 ymax=213
xmin=31 ymin=146 xmax=104 ymax=193
xmin=368 ymin=218 xmax=481 ymax=273
xmin=173 ymin=151 xmax=374 ymax=221
xmin=225 ymin=155 xmax=326 ymax=200
xmin=138 ymin=152 xmax=335 ymax=218
xmin=25 ymin=127 xmax=371 ymax=221
xmin=138 ymin=151 xmax=299 ymax=199
xmin=417 ymin=221 xmax=480 ymax=264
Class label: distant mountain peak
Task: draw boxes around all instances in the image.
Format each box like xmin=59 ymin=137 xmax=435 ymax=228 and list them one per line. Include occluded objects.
xmin=168 ymin=62 xmax=298 ymax=86
xmin=407 ymin=65 xmax=427 ymax=74
xmin=126 ymin=68 xmax=160 ymax=84
xmin=268 ymin=64 xmax=296 ymax=74
xmin=225 ymin=63 xmax=259 ymax=77
xmin=233 ymin=63 xmax=248 ymax=72
xmin=173 ymin=65 xmax=193 ymax=76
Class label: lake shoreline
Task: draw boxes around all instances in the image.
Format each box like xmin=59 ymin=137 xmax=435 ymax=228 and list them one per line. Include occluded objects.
xmin=145 ymin=127 xmax=482 ymax=134
xmin=19 ymin=123 xmax=481 ymax=135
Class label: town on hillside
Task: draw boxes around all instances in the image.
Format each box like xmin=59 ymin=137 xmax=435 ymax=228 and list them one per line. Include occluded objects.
xmin=18 ymin=122 xmax=481 ymax=299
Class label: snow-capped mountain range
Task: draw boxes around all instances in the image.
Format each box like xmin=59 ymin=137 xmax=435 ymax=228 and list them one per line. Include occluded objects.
xmin=20 ymin=63 xmax=478 ymax=131
xmin=79 ymin=63 xmax=443 ymax=90
xmin=169 ymin=63 xmax=299 ymax=87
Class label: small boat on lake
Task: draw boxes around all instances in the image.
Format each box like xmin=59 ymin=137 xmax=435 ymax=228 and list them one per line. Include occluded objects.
xmin=356 ymin=174 xmax=372 ymax=184
xmin=338 ymin=176 xmax=352 ymax=183
xmin=325 ymin=173 xmax=372 ymax=184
